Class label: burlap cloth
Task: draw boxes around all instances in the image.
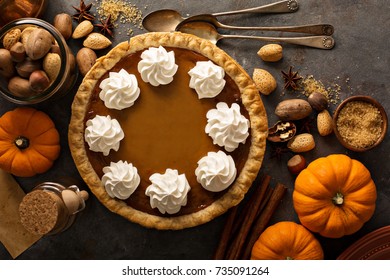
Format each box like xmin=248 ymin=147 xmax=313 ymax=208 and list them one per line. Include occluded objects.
xmin=0 ymin=169 xmax=42 ymax=258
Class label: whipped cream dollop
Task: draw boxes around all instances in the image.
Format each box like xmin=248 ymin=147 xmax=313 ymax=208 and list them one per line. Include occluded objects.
xmin=99 ymin=69 xmax=140 ymax=110
xmin=195 ymin=151 xmax=237 ymax=192
xmin=102 ymin=160 xmax=140 ymax=200
xmin=188 ymin=60 xmax=226 ymax=99
xmin=137 ymin=46 xmax=178 ymax=86
xmin=205 ymin=102 xmax=250 ymax=152
xmin=145 ymin=169 xmax=191 ymax=214
xmin=85 ymin=115 xmax=124 ymax=156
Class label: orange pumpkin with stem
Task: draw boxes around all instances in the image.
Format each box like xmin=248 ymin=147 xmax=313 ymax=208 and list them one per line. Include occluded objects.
xmin=251 ymin=221 xmax=324 ymax=260
xmin=293 ymin=154 xmax=376 ymax=238
xmin=0 ymin=107 xmax=60 ymax=177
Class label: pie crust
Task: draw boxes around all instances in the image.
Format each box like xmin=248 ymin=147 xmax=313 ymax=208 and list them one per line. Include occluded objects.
xmin=68 ymin=32 xmax=268 ymax=230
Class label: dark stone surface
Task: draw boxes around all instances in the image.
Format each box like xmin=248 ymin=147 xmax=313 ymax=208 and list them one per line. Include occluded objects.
xmin=0 ymin=0 xmax=389 ymax=260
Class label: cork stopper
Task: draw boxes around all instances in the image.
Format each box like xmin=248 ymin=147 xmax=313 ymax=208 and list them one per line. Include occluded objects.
xmin=19 ymin=190 xmax=67 ymax=235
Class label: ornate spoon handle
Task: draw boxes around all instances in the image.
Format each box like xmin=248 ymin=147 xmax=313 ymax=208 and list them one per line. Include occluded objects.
xmin=212 ymin=0 xmax=299 ymax=16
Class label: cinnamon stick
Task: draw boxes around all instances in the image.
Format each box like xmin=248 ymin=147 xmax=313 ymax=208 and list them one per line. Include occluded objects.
xmin=213 ymin=206 xmax=238 ymax=259
xmin=230 ymin=175 xmax=271 ymax=237
xmin=242 ymin=183 xmax=287 ymax=260
xmin=225 ymin=175 xmax=271 ymax=260
xmin=256 ymin=187 xmax=274 ymax=218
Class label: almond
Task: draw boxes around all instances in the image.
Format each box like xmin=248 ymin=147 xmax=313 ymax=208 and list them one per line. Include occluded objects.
xmin=317 ymin=109 xmax=333 ymax=136
xmin=72 ymin=20 xmax=94 ymax=39
xmin=287 ymin=133 xmax=315 ymax=153
xmin=43 ymin=53 xmax=61 ymax=81
xmin=257 ymin=44 xmax=283 ymax=62
xmin=83 ymin=33 xmax=112 ymax=50
xmin=3 ymin=28 xmax=21 ymax=50
xmin=252 ymin=68 xmax=277 ymax=95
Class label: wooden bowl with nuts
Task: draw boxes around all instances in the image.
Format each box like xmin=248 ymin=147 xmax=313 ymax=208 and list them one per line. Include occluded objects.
xmin=333 ymin=95 xmax=388 ymax=152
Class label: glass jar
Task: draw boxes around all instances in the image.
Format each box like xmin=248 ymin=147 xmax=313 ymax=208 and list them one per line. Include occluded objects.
xmin=19 ymin=182 xmax=88 ymax=235
xmin=0 ymin=18 xmax=77 ymax=104
xmin=0 ymin=0 xmax=48 ymax=27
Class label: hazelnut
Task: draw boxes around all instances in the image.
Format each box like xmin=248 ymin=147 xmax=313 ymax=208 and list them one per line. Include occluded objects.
xmin=10 ymin=42 xmax=26 ymax=62
xmin=29 ymin=70 xmax=50 ymax=93
xmin=308 ymin=92 xmax=328 ymax=111
xmin=287 ymin=154 xmax=306 ymax=175
xmin=50 ymin=44 xmax=61 ymax=55
xmin=16 ymin=58 xmax=42 ymax=78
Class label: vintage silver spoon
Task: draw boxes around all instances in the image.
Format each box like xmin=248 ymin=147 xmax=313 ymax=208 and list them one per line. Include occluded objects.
xmin=176 ymin=14 xmax=334 ymax=36
xmin=142 ymin=0 xmax=299 ymax=32
xmin=177 ymin=21 xmax=335 ymax=49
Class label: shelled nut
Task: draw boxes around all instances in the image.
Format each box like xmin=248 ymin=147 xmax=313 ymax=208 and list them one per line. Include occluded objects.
xmin=268 ymin=121 xmax=296 ymax=142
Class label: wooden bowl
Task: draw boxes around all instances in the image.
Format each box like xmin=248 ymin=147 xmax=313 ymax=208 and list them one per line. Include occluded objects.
xmin=333 ymin=95 xmax=388 ymax=152
xmin=337 ymin=225 xmax=390 ymax=259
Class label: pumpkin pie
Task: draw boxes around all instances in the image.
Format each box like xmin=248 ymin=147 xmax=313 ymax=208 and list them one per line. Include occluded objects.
xmin=68 ymin=32 xmax=268 ymax=230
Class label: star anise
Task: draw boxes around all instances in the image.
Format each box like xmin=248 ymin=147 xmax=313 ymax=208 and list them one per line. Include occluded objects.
xmin=269 ymin=143 xmax=291 ymax=161
xmin=72 ymin=0 xmax=95 ymax=22
xmin=296 ymin=117 xmax=315 ymax=134
xmin=95 ymin=15 xmax=114 ymax=37
xmin=281 ymin=66 xmax=302 ymax=91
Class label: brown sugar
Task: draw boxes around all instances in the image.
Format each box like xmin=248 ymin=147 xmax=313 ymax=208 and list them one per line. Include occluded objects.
xmin=300 ymin=75 xmax=340 ymax=105
xmin=336 ymin=101 xmax=383 ymax=148
xmin=95 ymin=0 xmax=143 ymax=36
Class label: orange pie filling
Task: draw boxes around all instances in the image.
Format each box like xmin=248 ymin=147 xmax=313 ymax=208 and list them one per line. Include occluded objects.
xmin=84 ymin=46 xmax=251 ymax=217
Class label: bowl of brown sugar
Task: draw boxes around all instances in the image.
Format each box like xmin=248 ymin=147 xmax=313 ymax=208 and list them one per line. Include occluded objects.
xmin=333 ymin=95 xmax=388 ymax=152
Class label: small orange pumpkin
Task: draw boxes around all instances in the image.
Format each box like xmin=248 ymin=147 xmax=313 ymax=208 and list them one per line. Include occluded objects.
xmin=293 ymin=154 xmax=376 ymax=238
xmin=0 ymin=107 xmax=60 ymax=177
xmin=251 ymin=221 xmax=324 ymax=260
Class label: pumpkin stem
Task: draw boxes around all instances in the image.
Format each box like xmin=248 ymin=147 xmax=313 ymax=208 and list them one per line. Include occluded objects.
xmin=332 ymin=192 xmax=344 ymax=206
xmin=14 ymin=136 xmax=30 ymax=150
xmin=286 ymin=256 xmax=294 ymax=260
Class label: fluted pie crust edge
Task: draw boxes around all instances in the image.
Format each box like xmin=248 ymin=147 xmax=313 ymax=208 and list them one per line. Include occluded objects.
xmin=68 ymin=32 xmax=268 ymax=230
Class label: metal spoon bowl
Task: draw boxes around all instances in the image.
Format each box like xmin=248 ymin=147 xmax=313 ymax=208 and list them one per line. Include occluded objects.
xmin=142 ymin=9 xmax=184 ymax=32
xmin=176 ymin=14 xmax=334 ymax=36
xmin=142 ymin=0 xmax=299 ymax=32
xmin=177 ymin=21 xmax=335 ymax=49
